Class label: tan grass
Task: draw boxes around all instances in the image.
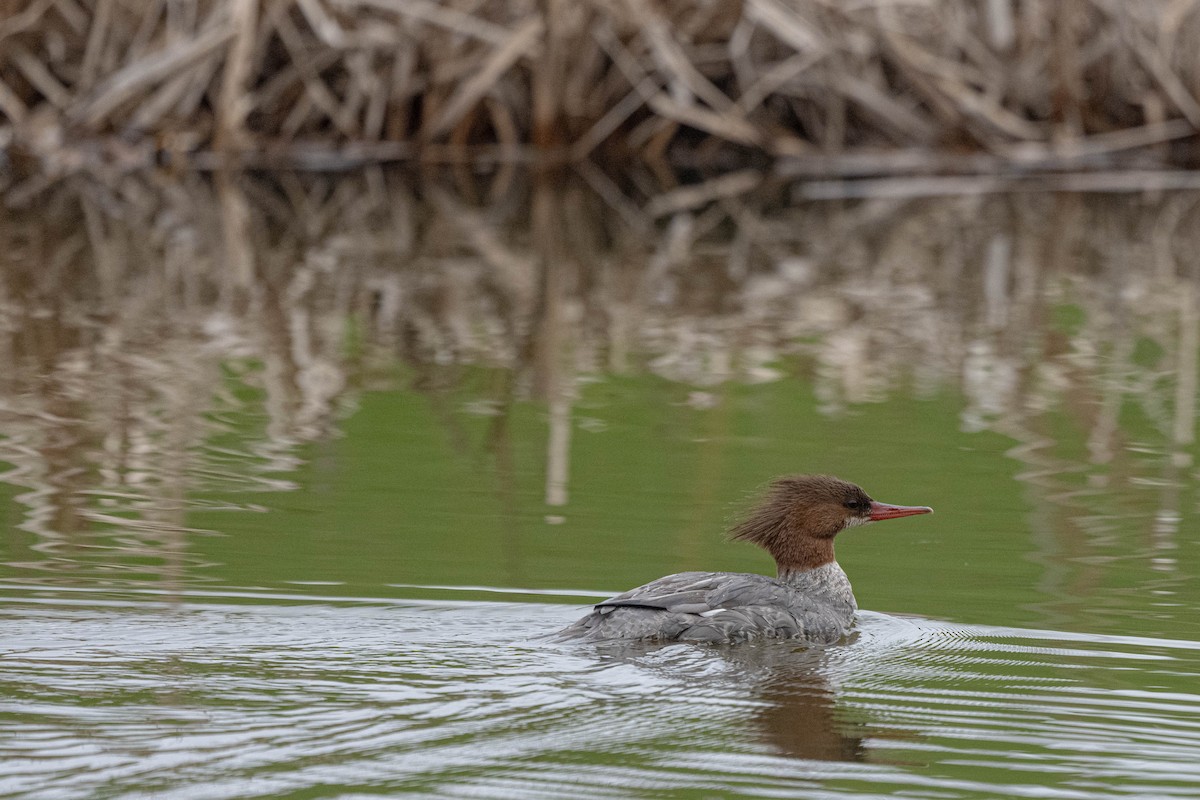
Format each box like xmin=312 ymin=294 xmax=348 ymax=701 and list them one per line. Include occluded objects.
xmin=2 ymin=0 xmax=1200 ymax=173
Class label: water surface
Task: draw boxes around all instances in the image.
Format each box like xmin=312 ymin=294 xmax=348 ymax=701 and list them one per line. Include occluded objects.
xmin=6 ymin=600 xmax=1200 ymax=799
xmin=2 ymin=171 xmax=1199 ymax=798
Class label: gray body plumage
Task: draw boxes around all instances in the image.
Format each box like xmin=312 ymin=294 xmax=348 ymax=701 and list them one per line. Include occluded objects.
xmin=556 ymin=562 xmax=858 ymax=644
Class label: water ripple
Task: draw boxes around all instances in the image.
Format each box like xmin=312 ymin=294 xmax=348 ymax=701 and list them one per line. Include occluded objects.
xmin=2 ymin=601 xmax=1200 ymax=799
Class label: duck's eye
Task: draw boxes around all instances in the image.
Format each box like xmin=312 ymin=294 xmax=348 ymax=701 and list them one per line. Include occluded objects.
xmin=845 ymin=499 xmax=863 ymax=511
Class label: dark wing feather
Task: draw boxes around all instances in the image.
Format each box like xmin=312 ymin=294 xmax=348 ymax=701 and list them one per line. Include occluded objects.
xmin=593 ymin=572 xmax=731 ymax=615
xmin=592 ymin=571 xmax=806 ymax=616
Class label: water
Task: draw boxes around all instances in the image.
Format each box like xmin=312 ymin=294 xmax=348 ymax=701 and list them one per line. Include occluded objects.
xmin=6 ymin=602 xmax=1200 ymax=799
xmin=2 ymin=170 xmax=1200 ymax=798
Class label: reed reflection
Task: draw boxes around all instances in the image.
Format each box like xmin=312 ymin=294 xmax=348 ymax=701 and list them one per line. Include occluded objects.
xmin=0 ymin=170 xmax=1197 ymax=603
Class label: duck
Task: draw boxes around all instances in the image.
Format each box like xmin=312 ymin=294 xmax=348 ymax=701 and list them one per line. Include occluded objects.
xmin=555 ymin=474 xmax=932 ymax=644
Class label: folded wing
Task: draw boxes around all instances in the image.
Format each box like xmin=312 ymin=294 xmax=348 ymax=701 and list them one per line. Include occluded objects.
xmin=556 ymin=571 xmax=846 ymax=644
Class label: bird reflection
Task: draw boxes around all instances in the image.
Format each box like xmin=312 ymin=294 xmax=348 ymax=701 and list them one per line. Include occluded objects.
xmin=716 ymin=643 xmax=870 ymax=762
xmin=752 ymin=659 xmax=866 ymax=761
xmin=585 ymin=638 xmax=896 ymax=764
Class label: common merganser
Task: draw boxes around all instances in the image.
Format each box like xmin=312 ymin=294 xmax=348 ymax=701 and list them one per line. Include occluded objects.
xmin=556 ymin=475 xmax=932 ymax=644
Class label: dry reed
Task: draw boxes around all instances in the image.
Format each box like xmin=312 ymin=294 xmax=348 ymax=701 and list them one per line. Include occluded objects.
xmin=3 ymin=0 xmax=1200 ymax=177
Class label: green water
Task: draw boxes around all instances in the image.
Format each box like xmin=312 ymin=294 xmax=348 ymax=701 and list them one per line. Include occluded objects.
xmin=2 ymin=172 xmax=1199 ymax=798
xmin=198 ymin=381 xmax=1034 ymax=618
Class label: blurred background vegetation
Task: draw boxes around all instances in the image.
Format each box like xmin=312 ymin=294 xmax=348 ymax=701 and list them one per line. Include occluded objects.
xmin=4 ymin=0 xmax=1200 ymax=180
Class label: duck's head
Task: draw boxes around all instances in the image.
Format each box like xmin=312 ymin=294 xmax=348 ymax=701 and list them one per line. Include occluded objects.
xmin=730 ymin=474 xmax=932 ymax=574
